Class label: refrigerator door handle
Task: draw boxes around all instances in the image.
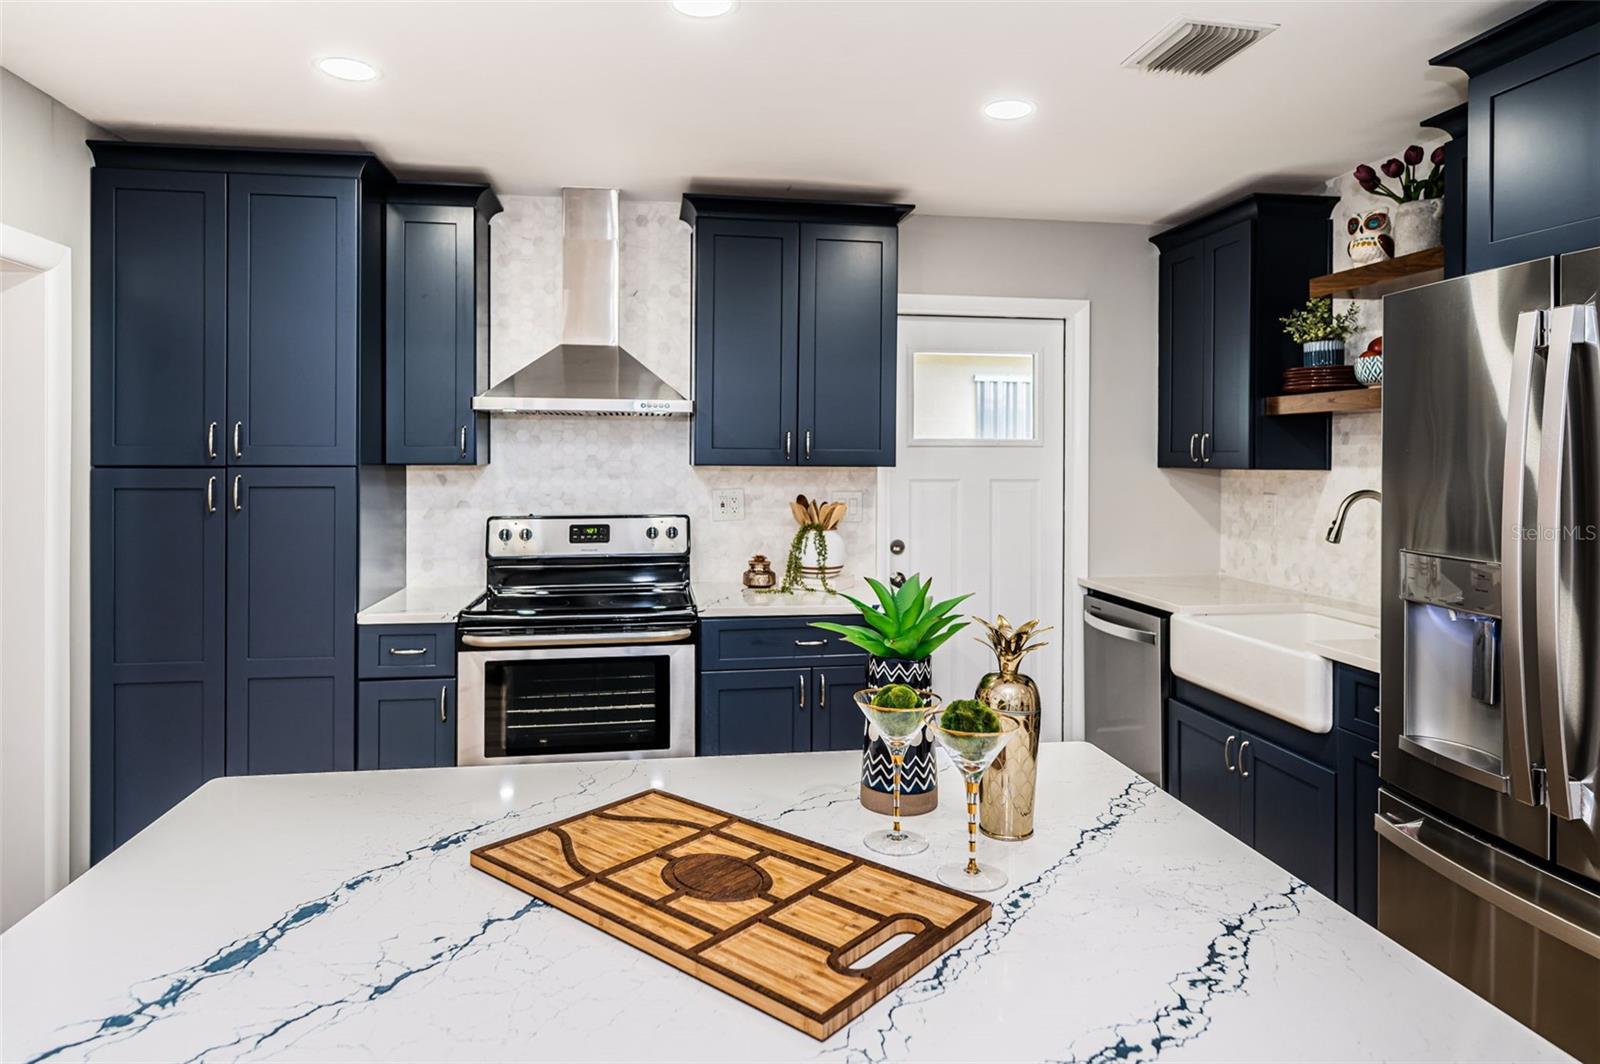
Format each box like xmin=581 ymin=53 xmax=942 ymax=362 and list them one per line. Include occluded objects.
xmin=1500 ymin=309 xmax=1543 ymax=807
xmin=1534 ymin=302 xmax=1598 ymax=822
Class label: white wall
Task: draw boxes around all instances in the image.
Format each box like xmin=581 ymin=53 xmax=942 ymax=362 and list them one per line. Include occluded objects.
xmin=1 ymin=69 xmax=106 ymax=880
xmin=896 ymin=214 xmax=1221 ymax=576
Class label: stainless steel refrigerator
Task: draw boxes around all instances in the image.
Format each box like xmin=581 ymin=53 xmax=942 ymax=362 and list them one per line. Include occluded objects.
xmin=1379 ymin=246 xmax=1600 ymax=1061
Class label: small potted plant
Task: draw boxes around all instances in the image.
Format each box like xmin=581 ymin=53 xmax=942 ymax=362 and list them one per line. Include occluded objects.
xmin=1353 ymin=145 xmax=1445 ymax=256
xmin=1281 ymin=297 xmax=1360 ymax=367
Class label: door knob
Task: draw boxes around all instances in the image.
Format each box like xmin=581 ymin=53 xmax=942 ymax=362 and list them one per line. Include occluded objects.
xmin=889 ymin=539 xmax=905 ymax=556
xmin=890 ymin=571 xmax=907 ymax=589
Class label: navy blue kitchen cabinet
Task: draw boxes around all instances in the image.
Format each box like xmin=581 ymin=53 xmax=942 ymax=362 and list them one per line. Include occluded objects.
xmin=357 ymin=680 xmax=456 ymax=769
xmin=1337 ymin=729 xmax=1381 ymax=924
xmin=1433 ymin=3 xmax=1600 ymax=271
xmin=697 ymin=616 xmax=869 ymax=755
xmin=1167 ymin=699 xmax=1243 ymax=837
xmin=385 ymin=184 xmax=500 ymax=465
xmin=90 ymin=469 xmax=226 ymax=862
xmin=90 ymin=169 xmax=226 ymax=468
xmin=1152 ymin=194 xmax=1337 ymax=471
xmin=226 ymin=468 xmax=358 ymax=775
xmin=682 ymin=196 xmax=913 ymax=468
xmin=1237 ymin=734 xmax=1337 ymax=897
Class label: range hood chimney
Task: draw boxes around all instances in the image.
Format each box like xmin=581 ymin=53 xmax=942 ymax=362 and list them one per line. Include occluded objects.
xmin=474 ymin=188 xmax=692 ymax=416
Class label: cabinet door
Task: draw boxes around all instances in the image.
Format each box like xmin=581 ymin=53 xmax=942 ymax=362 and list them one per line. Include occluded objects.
xmin=358 ymin=680 xmax=455 ymax=769
xmin=91 ymin=469 xmax=226 ymax=861
xmin=226 ymin=468 xmax=357 ymax=774
xmin=1203 ymin=221 xmax=1253 ymax=470
xmin=1157 ymin=236 xmax=1207 ymax=468
xmin=813 ymin=663 xmax=868 ymax=752
xmin=91 ymin=169 xmax=226 ymax=467
xmin=1239 ymin=732 xmax=1337 ymax=896
xmin=691 ymin=218 xmax=799 ymax=465
xmin=385 ymin=203 xmax=480 ymax=464
xmin=227 ymin=174 xmax=358 ymax=466
xmin=698 ymin=670 xmax=807 ymax=755
xmin=1167 ymin=700 xmax=1241 ymax=837
xmin=1337 ymin=730 xmax=1381 ymax=924
xmin=798 ymin=223 xmax=896 ymax=466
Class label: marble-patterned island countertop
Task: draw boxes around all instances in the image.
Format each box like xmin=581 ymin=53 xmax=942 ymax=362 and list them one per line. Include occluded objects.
xmin=1080 ymin=574 xmax=1381 ymax=673
xmin=3 ymin=745 xmax=1564 ymax=1063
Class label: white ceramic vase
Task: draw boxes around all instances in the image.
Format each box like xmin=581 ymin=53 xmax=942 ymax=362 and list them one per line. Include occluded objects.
xmin=1393 ymin=199 xmax=1444 ymax=257
xmin=798 ymin=529 xmax=843 ymax=582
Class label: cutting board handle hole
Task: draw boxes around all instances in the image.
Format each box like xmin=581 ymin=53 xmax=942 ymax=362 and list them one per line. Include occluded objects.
xmin=839 ymin=917 xmax=925 ymax=972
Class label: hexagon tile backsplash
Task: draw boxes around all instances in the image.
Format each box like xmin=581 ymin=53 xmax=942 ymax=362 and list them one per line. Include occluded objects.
xmin=405 ymin=195 xmax=878 ymax=588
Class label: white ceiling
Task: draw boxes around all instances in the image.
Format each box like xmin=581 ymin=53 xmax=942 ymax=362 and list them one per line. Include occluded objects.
xmin=1 ymin=0 xmax=1532 ymax=225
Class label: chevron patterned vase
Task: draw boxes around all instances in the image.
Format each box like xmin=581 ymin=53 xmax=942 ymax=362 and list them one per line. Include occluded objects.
xmin=860 ymin=656 xmax=938 ymax=815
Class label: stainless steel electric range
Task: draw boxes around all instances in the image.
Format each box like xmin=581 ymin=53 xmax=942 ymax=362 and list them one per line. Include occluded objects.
xmin=455 ymin=515 xmax=696 ymax=766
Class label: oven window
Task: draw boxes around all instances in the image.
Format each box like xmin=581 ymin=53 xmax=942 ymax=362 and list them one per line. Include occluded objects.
xmin=483 ymin=656 xmax=671 ymax=757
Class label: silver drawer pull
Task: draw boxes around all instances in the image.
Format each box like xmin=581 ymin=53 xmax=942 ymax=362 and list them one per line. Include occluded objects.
xmin=460 ymin=627 xmax=693 ymax=649
xmin=388 ymin=647 xmax=428 ymax=657
xmin=794 ymin=639 xmax=827 ymax=647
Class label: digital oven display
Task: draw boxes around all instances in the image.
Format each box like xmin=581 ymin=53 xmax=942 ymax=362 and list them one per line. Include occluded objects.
xmin=569 ymin=523 xmax=611 ymax=544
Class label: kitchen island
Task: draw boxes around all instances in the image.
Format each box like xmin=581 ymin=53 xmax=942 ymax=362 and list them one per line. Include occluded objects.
xmin=2 ymin=745 xmax=1565 ymax=1063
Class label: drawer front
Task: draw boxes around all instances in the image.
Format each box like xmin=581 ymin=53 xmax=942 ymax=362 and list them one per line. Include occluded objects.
xmin=358 ymin=623 xmax=456 ymax=679
xmin=1334 ymin=664 xmax=1380 ymax=741
xmin=700 ymin=617 xmax=866 ymax=671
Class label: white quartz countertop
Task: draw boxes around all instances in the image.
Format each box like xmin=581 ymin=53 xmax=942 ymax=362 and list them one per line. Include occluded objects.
xmin=3 ymin=745 xmax=1562 ymax=1063
xmin=355 ymin=585 xmax=482 ymax=626
xmin=693 ymin=580 xmax=860 ymax=618
xmin=1080 ymin=574 xmax=1381 ymax=673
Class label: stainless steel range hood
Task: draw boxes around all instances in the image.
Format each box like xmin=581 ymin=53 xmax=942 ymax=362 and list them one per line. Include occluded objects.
xmin=474 ymin=188 xmax=691 ymax=416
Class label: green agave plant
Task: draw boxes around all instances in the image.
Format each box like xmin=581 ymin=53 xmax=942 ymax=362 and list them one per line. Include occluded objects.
xmin=810 ymin=574 xmax=970 ymax=661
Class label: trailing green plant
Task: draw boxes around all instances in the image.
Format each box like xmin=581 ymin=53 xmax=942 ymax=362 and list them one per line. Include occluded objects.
xmin=763 ymin=523 xmax=832 ymax=594
xmin=810 ymin=574 xmax=969 ymax=661
xmin=1280 ymin=297 xmax=1360 ymax=344
xmin=939 ymin=700 xmax=1002 ymax=733
xmin=870 ymin=684 xmax=923 ymax=709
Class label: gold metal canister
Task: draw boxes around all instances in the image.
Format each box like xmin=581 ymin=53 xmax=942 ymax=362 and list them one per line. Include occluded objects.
xmin=977 ymin=667 xmax=1041 ymax=840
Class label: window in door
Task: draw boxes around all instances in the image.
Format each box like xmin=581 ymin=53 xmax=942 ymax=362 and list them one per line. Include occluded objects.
xmin=911 ymin=351 xmax=1036 ymax=442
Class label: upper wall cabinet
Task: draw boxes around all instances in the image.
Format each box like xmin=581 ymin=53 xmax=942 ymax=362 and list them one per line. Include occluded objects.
xmin=681 ymin=195 xmax=912 ymax=467
xmin=384 ymin=183 xmax=500 ymax=465
xmin=89 ymin=143 xmax=391 ymax=467
xmin=1432 ymin=2 xmax=1600 ymax=272
xmin=1151 ymin=194 xmax=1337 ymax=471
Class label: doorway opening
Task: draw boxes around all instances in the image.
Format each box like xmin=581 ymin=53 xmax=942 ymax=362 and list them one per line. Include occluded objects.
xmin=881 ymin=295 xmax=1089 ymax=742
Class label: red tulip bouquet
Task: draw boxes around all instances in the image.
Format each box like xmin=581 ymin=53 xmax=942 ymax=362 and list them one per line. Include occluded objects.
xmin=1354 ymin=145 xmax=1445 ymax=203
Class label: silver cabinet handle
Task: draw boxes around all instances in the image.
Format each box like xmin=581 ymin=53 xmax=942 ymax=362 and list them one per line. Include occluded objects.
xmin=206 ymin=475 xmax=217 ymax=514
xmin=1224 ymin=735 xmax=1236 ymax=773
xmin=458 ymin=425 xmax=467 ymax=459
xmin=1533 ymin=303 xmax=1597 ymax=820
xmin=439 ymin=685 xmax=448 ymax=724
xmin=232 ymin=421 xmax=242 ymax=459
xmin=820 ymin=673 xmax=827 ymax=708
xmin=794 ymin=639 xmax=827 ymax=647
xmin=388 ymin=647 xmax=428 ymax=657
xmin=1500 ymin=310 xmax=1542 ymax=808
xmin=460 ymin=627 xmax=692 ymax=649
xmin=207 ymin=421 xmax=218 ymax=460
xmin=799 ymin=672 xmax=807 ymax=711
xmin=804 ymin=429 xmax=813 ymax=460
xmin=231 ymin=474 xmax=242 ymax=513
xmin=1200 ymin=432 xmax=1211 ymax=464
xmin=1084 ymin=611 xmax=1157 ymax=645
xmin=784 ymin=430 xmax=793 ymax=461
xmin=1238 ymin=739 xmax=1251 ymax=778
xmin=1370 ymin=749 xmax=1380 ymax=763
xmin=1189 ymin=433 xmax=1199 ymax=463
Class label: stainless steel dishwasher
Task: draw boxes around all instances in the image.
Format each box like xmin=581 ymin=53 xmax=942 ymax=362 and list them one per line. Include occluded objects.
xmin=1082 ymin=592 xmax=1169 ymax=785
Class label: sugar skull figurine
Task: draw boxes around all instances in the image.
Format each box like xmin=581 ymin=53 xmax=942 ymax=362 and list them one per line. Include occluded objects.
xmin=1347 ymin=209 xmax=1394 ymax=265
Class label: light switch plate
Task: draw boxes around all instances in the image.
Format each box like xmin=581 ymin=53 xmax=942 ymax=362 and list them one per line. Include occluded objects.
xmin=713 ymin=489 xmax=744 ymax=521
xmin=833 ymin=490 xmax=864 ymax=521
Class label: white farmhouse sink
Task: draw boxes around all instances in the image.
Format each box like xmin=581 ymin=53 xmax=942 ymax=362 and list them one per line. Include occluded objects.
xmin=1170 ymin=609 xmax=1380 ymax=732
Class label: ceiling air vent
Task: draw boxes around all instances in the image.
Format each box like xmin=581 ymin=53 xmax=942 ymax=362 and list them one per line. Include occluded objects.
xmin=1123 ymin=18 xmax=1277 ymax=75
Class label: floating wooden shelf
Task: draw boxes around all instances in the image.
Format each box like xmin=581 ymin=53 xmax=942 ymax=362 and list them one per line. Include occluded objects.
xmin=1309 ymin=247 xmax=1445 ymax=300
xmin=1265 ymin=388 xmax=1382 ymax=416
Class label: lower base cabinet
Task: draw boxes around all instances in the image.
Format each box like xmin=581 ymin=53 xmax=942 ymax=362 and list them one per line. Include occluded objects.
xmin=1336 ymin=729 xmax=1380 ymax=923
xmin=697 ymin=617 xmax=866 ymax=756
xmin=357 ymin=680 xmax=456 ymax=769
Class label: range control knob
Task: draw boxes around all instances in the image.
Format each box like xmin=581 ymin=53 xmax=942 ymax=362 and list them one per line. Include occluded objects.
xmin=497 ymin=528 xmax=513 ymax=543
xmin=645 ymin=526 xmax=660 ymax=540
xmin=519 ymin=528 xmax=534 ymax=542
xmin=665 ymin=526 xmax=679 ymax=540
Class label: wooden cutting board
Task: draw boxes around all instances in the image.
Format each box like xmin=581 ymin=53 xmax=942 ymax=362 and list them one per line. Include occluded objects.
xmin=470 ymin=789 xmax=991 ymax=1039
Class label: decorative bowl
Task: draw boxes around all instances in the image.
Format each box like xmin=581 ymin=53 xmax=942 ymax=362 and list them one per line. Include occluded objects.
xmin=1355 ymin=352 xmax=1384 ymax=387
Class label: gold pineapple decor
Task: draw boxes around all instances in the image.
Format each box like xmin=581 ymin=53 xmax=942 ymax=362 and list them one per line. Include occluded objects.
xmin=973 ymin=615 xmax=1051 ymax=840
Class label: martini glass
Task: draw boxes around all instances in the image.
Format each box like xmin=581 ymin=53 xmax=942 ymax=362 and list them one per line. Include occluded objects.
xmin=925 ymin=712 xmax=1021 ymax=891
xmin=855 ymin=689 xmax=941 ymax=856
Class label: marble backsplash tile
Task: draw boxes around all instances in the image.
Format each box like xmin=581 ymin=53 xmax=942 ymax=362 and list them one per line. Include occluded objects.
xmin=406 ymin=195 xmax=877 ymax=588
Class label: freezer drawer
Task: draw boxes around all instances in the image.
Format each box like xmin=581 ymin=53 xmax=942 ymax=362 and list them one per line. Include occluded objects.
xmin=1083 ymin=593 xmax=1167 ymax=785
xmin=1377 ymin=790 xmax=1600 ymax=1061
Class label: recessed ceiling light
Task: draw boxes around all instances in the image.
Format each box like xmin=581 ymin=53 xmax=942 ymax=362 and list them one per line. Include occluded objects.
xmin=672 ymin=0 xmax=735 ymax=17
xmin=317 ymin=56 xmax=379 ymax=82
xmin=983 ymin=99 xmax=1035 ymax=121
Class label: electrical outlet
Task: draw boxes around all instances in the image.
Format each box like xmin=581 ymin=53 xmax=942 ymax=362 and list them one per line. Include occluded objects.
xmin=1263 ymin=492 xmax=1279 ymax=534
xmin=712 ymin=489 xmax=744 ymax=521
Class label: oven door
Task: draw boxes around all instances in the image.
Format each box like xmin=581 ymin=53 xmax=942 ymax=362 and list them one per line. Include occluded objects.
xmin=457 ymin=628 xmax=695 ymax=765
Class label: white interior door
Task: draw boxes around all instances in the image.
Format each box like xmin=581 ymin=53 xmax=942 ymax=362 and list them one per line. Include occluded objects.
xmin=883 ymin=315 xmax=1066 ymax=739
